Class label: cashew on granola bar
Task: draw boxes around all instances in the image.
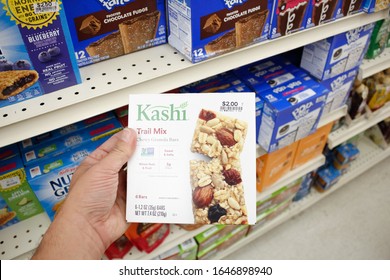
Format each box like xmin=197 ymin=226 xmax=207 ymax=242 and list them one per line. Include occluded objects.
xmin=190 ymin=109 xmax=248 ymax=224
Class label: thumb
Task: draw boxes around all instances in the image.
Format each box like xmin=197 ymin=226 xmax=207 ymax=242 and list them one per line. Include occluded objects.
xmin=98 ymin=127 xmax=137 ymax=173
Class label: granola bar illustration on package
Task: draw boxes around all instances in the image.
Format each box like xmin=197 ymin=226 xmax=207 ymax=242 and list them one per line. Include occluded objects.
xmin=190 ymin=109 xmax=248 ymax=225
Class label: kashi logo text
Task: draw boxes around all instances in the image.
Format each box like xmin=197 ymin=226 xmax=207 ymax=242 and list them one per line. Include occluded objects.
xmin=137 ymin=102 xmax=188 ymax=121
xmin=223 ymin=0 xmax=248 ymax=9
xmin=96 ymin=0 xmax=133 ymax=11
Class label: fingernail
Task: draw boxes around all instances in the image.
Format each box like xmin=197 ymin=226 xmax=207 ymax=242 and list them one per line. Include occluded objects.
xmin=120 ymin=127 xmax=136 ymax=143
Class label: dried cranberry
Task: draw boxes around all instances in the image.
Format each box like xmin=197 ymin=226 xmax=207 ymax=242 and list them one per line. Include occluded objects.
xmin=199 ymin=109 xmax=216 ymax=121
xmin=223 ymin=169 xmax=242 ymax=185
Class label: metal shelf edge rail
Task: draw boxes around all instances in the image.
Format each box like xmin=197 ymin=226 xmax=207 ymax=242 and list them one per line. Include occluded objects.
xmin=328 ymin=103 xmax=390 ymax=148
xmin=360 ymin=48 xmax=390 ymax=79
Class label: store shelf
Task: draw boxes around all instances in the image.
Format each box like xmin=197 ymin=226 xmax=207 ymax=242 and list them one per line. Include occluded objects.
xmin=360 ymin=48 xmax=390 ymax=79
xmin=1 ymin=9 xmax=388 ymax=148
xmin=318 ymin=106 xmax=348 ymax=128
xmin=0 ymin=212 xmax=50 ymax=260
xmin=215 ymin=136 xmax=390 ymax=260
xmin=327 ymin=102 xmax=390 ymax=148
xmin=257 ymin=155 xmax=325 ymax=201
xmin=2 ymin=138 xmax=383 ymax=260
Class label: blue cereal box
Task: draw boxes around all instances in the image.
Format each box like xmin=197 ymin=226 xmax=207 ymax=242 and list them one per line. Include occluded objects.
xmin=0 ymin=1 xmax=81 ymax=108
xmin=269 ymin=0 xmax=310 ymax=39
xmin=320 ymin=67 xmax=358 ymax=116
xmin=21 ymin=117 xmax=123 ymax=166
xmin=334 ymin=142 xmax=360 ymax=164
xmin=167 ymin=0 xmax=273 ymax=63
xmin=257 ymin=76 xmax=328 ymax=152
xmin=19 ymin=111 xmax=116 ymax=151
xmin=305 ymin=0 xmax=341 ymax=28
xmin=26 ymin=138 xmax=107 ymax=220
xmin=62 ymin=0 xmax=167 ymax=67
xmin=179 ymin=71 xmax=244 ymax=93
xmin=300 ymin=24 xmax=374 ymax=81
xmin=234 ymin=62 xmax=309 ymax=94
xmin=314 ymin=165 xmax=341 ymax=191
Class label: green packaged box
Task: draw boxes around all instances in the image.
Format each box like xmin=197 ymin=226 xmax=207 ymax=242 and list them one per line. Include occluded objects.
xmin=0 ymin=155 xmax=44 ymax=221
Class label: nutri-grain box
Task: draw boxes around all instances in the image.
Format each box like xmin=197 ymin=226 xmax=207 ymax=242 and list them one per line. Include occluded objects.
xmin=20 ymin=117 xmax=122 ymax=166
xmin=0 ymin=1 xmax=81 ymax=109
xmin=26 ymin=137 xmax=108 ymax=220
xmin=62 ymin=0 xmax=167 ymax=67
xmin=0 ymin=155 xmax=44 ymax=222
xmin=167 ymin=0 xmax=273 ymax=63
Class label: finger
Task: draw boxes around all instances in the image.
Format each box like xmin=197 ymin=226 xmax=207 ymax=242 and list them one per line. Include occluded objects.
xmin=96 ymin=127 xmax=137 ymax=174
xmin=72 ymin=128 xmax=135 ymax=185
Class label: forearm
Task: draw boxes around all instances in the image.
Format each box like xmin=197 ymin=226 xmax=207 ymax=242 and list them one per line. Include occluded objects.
xmin=32 ymin=208 xmax=106 ymax=260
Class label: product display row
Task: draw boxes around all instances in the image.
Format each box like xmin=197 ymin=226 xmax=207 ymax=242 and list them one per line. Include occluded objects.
xmin=0 ymin=1 xmax=389 ymax=122
xmin=0 ymin=2 xmax=389 ymax=260
xmin=2 ymin=36 xmax=390 ymax=260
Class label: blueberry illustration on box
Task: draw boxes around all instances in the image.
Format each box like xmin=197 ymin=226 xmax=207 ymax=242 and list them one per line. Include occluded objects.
xmin=0 ymin=0 xmax=81 ymax=109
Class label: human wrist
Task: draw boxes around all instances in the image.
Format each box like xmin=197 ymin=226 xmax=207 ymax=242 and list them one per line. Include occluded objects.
xmin=32 ymin=206 xmax=106 ymax=260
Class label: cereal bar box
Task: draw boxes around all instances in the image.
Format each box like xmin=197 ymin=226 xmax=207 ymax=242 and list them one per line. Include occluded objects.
xmin=0 ymin=155 xmax=44 ymax=222
xmin=62 ymin=0 xmax=167 ymax=67
xmin=269 ymin=0 xmax=310 ymax=39
xmin=126 ymin=92 xmax=256 ymax=225
xmin=0 ymin=0 xmax=81 ymax=109
xmin=300 ymin=24 xmax=375 ymax=81
xmin=167 ymin=0 xmax=273 ymax=63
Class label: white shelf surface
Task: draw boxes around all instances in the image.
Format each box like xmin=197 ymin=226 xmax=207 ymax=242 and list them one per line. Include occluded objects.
xmin=214 ymin=136 xmax=390 ymax=260
xmin=0 ymin=212 xmax=50 ymax=260
xmin=327 ymin=102 xmax=390 ymax=148
xmin=318 ymin=106 xmax=348 ymax=128
xmin=0 ymin=9 xmax=388 ymax=148
xmin=360 ymin=48 xmax=390 ymax=79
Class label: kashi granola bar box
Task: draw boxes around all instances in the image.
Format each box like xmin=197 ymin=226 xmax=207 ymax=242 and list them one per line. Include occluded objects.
xmin=62 ymin=0 xmax=167 ymax=67
xmin=167 ymin=0 xmax=273 ymax=63
xmin=0 ymin=0 xmax=81 ymax=109
xmin=126 ymin=92 xmax=256 ymax=225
